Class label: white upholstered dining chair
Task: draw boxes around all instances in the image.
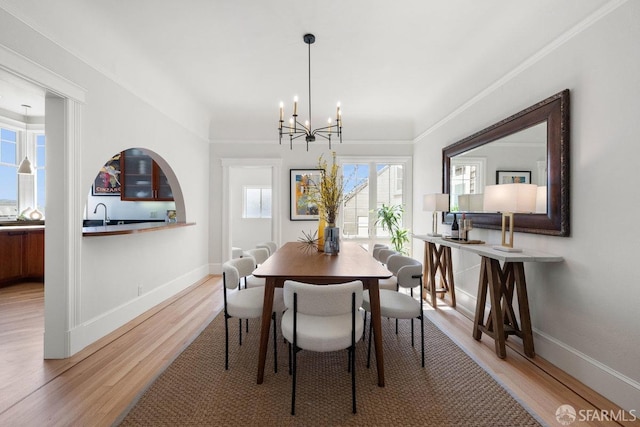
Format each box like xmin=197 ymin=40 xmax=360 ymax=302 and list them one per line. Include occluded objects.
xmin=256 ymin=241 xmax=278 ymax=256
xmin=222 ymin=258 xmax=284 ymax=372
xmin=362 ymin=255 xmax=425 ymax=368
xmin=281 ymin=280 xmax=364 ymax=415
xmin=243 ymin=247 xmax=270 ymax=288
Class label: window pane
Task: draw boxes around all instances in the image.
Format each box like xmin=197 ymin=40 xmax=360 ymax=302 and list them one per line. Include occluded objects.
xmin=1 ymin=141 xmax=16 ymax=164
xmin=376 ymin=164 xmax=404 ymax=236
xmin=260 ymin=188 xmax=272 ymax=218
xmin=36 ymin=134 xmax=46 ymax=168
xmin=1 ymin=128 xmax=16 ymax=141
xmin=342 ymin=164 xmax=369 ymax=237
xmin=450 ymin=163 xmax=480 ymax=211
xmin=37 ymin=169 xmax=46 ymax=213
xmin=245 ymin=188 xmax=261 ymax=218
xmin=0 ymin=164 xmax=18 ymax=216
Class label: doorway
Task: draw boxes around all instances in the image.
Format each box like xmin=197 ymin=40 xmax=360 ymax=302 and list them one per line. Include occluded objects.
xmin=221 ymin=158 xmax=282 ymax=263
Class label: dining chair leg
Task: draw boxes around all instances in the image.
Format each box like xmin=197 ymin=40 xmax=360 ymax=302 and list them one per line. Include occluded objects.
xmin=351 ymin=346 xmax=356 ymax=414
xmin=351 ymin=293 xmax=357 ymax=414
xmin=366 ymin=315 xmax=373 ymax=368
xmin=272 ymin=312 xmax=278 ymax=373
xmin=420 ymin=311 xmax=425 ymax=368
xmin=224 ymin=314 xmax=229 ymax=370
xmin=238 ymin=318 xmax=242 ymax=345
xmin=362 ymin=311 xmax=368 ymax=341
xmin=291 ymin=293 xmax=298 ymax=416
xmin=292 ymin=347 xmax=297 ymax=416
xmin=411 ymin=318 xmax=415 ymax=347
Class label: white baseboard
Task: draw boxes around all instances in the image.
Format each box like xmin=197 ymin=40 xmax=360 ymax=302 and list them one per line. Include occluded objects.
xmin=534 ymin=330 xmax=640 ymax=413
xmin=452 ymin=287 xmax=640 ymax=413
xmin=68 ymin=264 xmax=210 ymax=355
xmin=209 ymin=263 xmax=222 ymax=275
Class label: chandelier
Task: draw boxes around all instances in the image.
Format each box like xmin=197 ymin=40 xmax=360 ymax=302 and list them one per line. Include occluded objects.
xmin=279 ymin=33 xmax=342 ymax=150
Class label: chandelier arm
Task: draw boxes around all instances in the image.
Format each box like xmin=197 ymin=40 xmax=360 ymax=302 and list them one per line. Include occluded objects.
xmin=281 ymin=122 xmax=311 ymax=136
xmin=311 ymin=124 xmax=341 ymax=134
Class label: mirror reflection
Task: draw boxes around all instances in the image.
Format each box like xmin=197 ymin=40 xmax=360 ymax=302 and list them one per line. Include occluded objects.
xmin=450 ymin=122 xmax=547 ymax=214
xmin=442 ymin=89 xmax=569 ymax=237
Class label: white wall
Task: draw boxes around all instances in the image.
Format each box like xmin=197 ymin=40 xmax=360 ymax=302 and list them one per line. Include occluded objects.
xmin=413 ymin=2 xmax=640 ymax=411
xmin=0 ymin=8 xmax=211 ymax=356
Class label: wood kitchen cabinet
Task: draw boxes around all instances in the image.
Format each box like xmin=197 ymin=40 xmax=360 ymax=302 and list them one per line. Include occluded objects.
xmin=120 ymin=149 xmax=173 ymax=201
xmin=0 ymin=231 xmax=24 ymax=283
xmin=24 ymin=229 xmax=45 ymax=277
xmin=0 ymin=228 xmax=44 ymax=285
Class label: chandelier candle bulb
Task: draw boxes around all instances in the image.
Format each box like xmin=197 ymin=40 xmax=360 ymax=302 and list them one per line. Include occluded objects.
xmin=293 ymin=96 xmax=298 ymax=115
xmin=279 ymin=102 xmax=284 ymax=121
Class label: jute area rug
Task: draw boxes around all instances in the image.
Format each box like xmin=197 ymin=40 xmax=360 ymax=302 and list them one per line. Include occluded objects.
xmin=118 ymin=311 xmax=541 ymax=426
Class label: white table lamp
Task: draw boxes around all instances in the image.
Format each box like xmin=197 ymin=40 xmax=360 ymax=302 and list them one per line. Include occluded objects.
xmin=423 ymin=193 xmax=449 ymax=237
xmin=535 ymin=186 xmax=547 ymax=214
xmin=483 ymin=183 xmax=537 ymax=252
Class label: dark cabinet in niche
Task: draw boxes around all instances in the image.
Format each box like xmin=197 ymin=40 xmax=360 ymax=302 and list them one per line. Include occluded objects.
xmin=120 ymin=149 xmax=173 ymax=201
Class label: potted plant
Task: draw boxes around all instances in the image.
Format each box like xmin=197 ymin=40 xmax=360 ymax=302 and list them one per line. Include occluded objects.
xmin=375 ymin=203 xmax=410 ymax=254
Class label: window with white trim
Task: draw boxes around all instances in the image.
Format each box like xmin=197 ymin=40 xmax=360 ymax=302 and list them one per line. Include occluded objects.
xmin=0 ymin=120 xmax=46 ymax=219
xmin=243 ymin=186 xmax=272 ymax=218
xmin=449 ymin=156 xmax=486 ymax=212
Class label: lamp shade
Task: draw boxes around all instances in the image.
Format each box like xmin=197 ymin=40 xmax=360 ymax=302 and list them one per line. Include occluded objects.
xmin=17 ymin=156 xmax=34 ymax=175
xmin=483 ymin=183 xmax=537 ymax=213
xmin=422 ymin=193 xmax=449 ymax=212
xmin=535 ymin=186 xmax=547 ymax=213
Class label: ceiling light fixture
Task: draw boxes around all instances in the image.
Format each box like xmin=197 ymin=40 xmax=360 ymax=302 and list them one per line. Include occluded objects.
xmin=17 ymin=104 xmax=34 ymax=175
xmin=278 ymin=33 xmax=342 ymax=151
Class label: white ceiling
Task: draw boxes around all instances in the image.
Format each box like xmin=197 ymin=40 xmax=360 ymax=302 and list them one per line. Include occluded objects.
xmin=0 ymin=0 xmax=611 ymax=141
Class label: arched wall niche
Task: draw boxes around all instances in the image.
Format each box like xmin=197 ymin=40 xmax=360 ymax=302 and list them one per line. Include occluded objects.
xmin=85 ymin=147 xmax=185 ymax=224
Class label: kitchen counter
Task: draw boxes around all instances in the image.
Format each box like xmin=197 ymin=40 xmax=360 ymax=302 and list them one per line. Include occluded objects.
xmin=0 ymin=221 xmax=45 ymax=231
xmin=82 ymin=221 xmax=195 ymax=236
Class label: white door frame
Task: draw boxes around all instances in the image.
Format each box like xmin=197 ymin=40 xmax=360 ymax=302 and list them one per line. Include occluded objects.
xmin=1 ymin=43 xmax=86 ymax=358
xmin=221 ymin=158 xmax=282 ymax=262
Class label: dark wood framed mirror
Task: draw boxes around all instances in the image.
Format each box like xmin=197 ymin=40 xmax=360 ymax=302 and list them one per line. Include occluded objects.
xmin=442 ymin=89 xmax=570 ymax=236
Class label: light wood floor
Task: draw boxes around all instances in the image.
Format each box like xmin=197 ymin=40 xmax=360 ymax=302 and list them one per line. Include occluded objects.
xmin=0 ymin=277 xmax=632 ymax=426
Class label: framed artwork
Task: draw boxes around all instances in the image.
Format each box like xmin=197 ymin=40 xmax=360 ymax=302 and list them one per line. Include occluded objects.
xmin=290 ymin=169 xmax=322 ymax=221
xmin=496 ymin=170 xmax=531 ymax=185
xmin=92 ymin=153 xmax=122 ymax=196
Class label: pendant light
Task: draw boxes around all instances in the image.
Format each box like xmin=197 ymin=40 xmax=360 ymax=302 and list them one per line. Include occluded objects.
xmin=17 ymin=104 xmax=34 ymax=175
xmin=278 ymin=34 xmax=342 ymax=151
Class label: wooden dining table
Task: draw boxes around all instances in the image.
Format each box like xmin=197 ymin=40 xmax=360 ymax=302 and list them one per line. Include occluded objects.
xmin=252 ymin=241 xmax=392 ymax=386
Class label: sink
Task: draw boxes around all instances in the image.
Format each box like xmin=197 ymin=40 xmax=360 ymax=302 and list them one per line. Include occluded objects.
xmin=83 ymin=219 xmax=106 ymax=227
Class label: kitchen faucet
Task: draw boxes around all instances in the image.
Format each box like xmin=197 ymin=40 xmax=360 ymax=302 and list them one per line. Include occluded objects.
xmin=93 ymin=203 xmax=108 ymax=226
